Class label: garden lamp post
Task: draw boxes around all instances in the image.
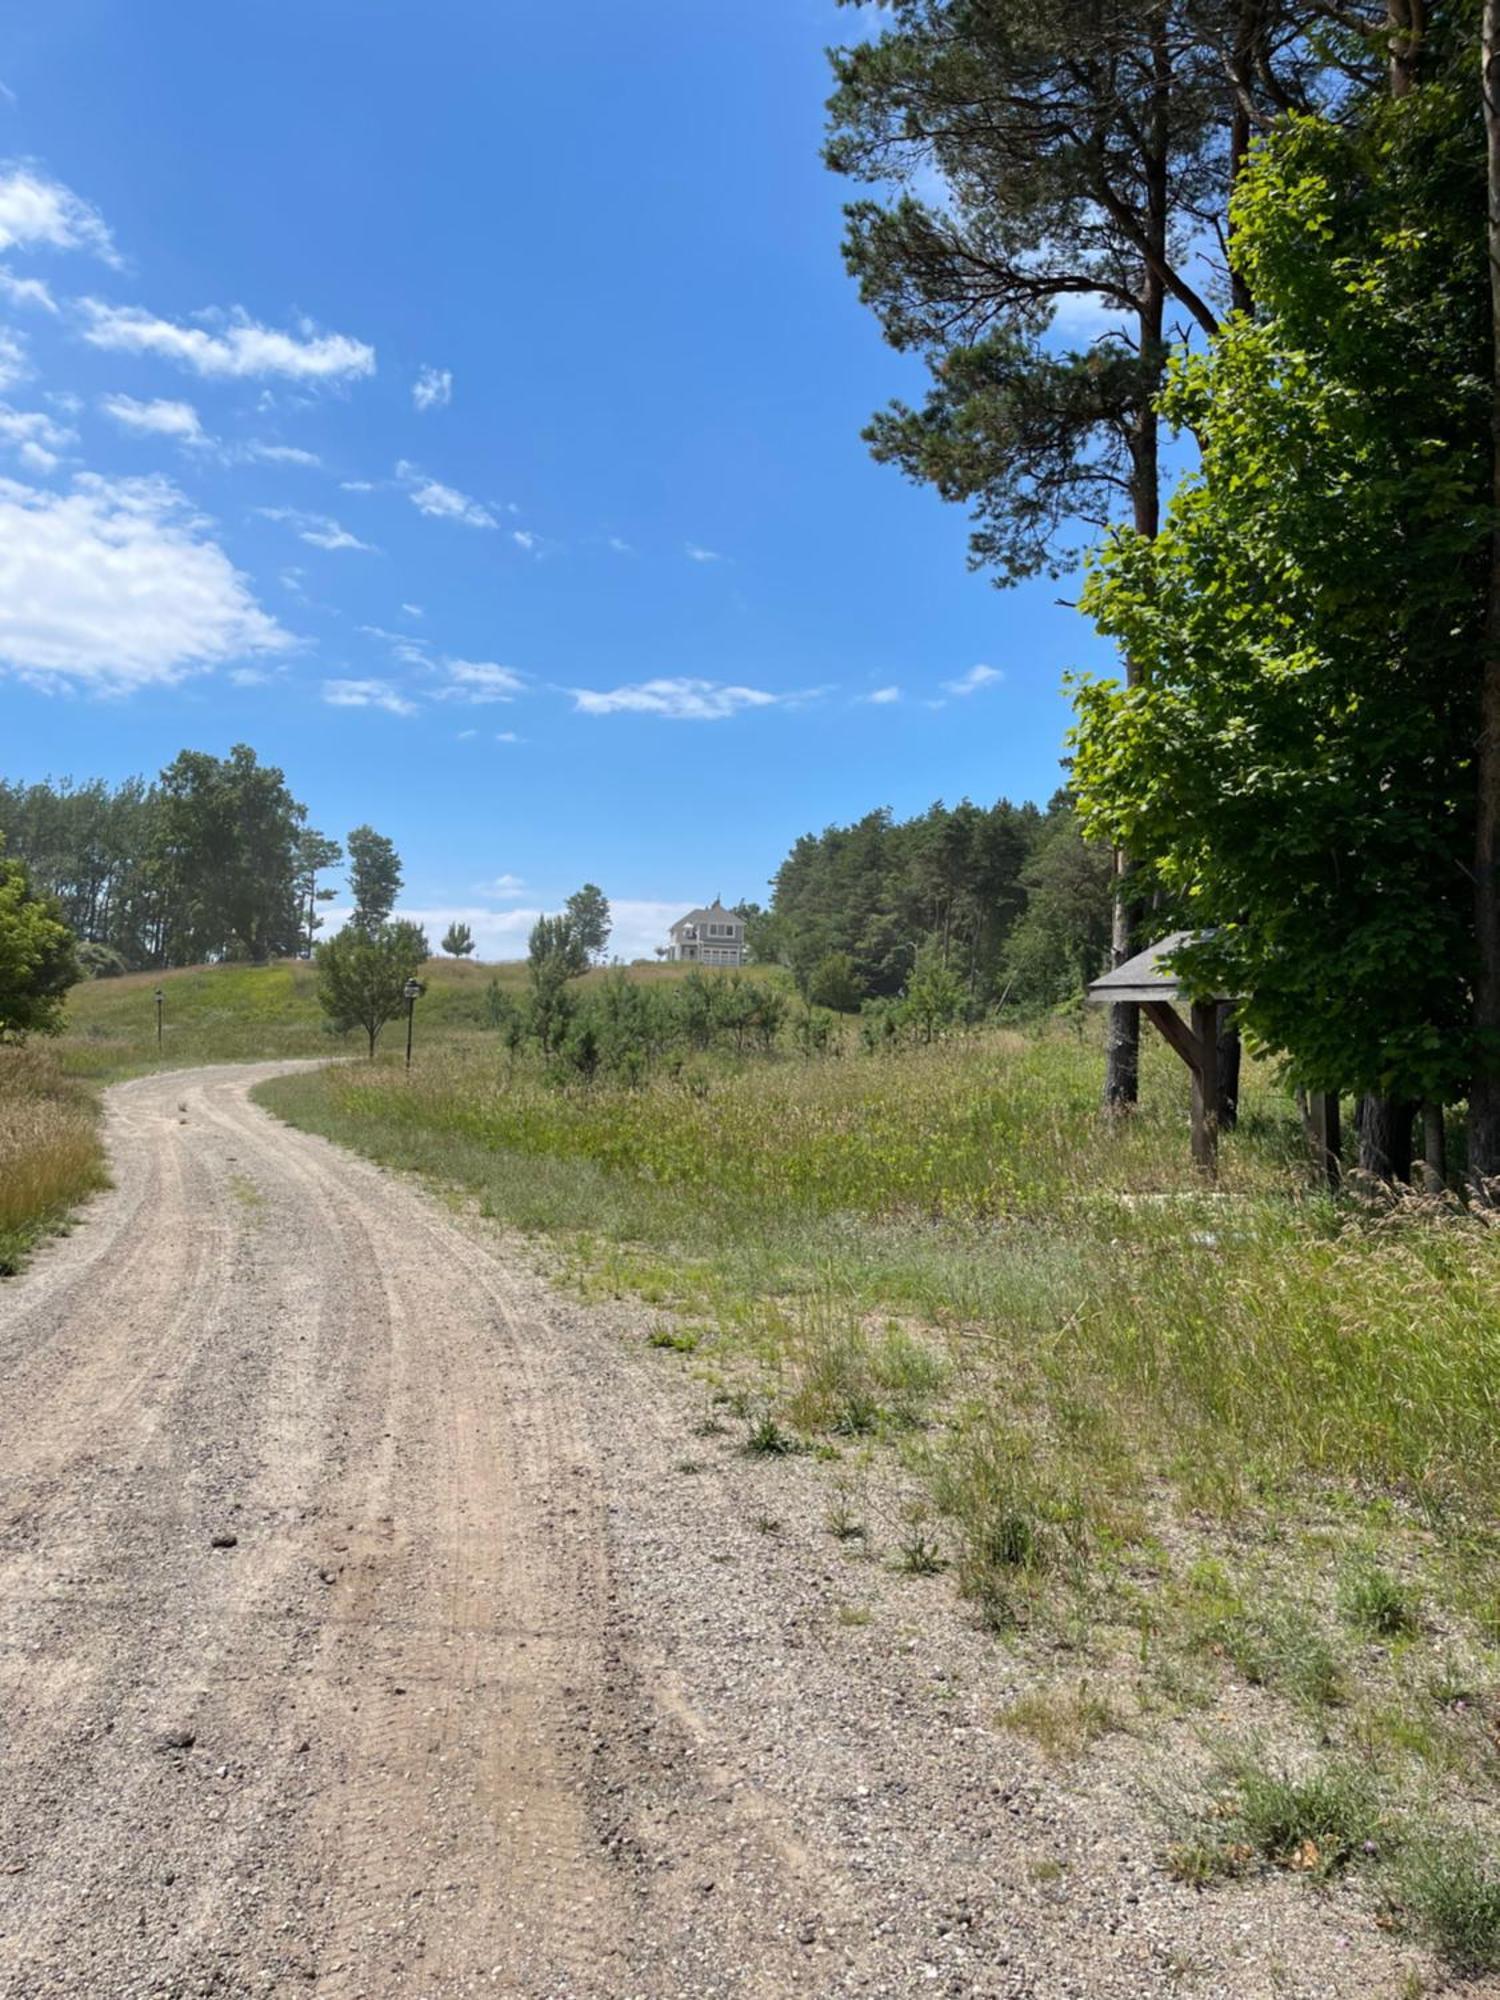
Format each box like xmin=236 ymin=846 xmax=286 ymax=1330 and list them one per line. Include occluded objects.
xmin=154 ymin=987 xmax=164 ymax=1053
xmin=403 ymin=977 xmax=422 ymax=1070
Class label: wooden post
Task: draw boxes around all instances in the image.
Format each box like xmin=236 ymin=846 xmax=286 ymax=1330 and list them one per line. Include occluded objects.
xmin=1309 ymin=1091 xmax=1341 ymax=1191
xmin=1190 ymin=998 xmax=1219 ymax=1174
xmin=1216 ymin=1004 xmax=1241 ymax=1131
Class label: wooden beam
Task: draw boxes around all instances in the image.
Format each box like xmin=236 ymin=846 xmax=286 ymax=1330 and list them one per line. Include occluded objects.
xmin=1142 ymin=1000 xmax=1201 ymax=1073
xmin=1190 ymin=999 xmax=1220 ymax=1174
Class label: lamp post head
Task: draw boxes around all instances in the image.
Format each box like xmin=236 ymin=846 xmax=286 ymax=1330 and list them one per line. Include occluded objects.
xmin=403 ymin=978 xmax=422 ymax=1002
xmin=154 ymin=988 xmax=164 ymax=1003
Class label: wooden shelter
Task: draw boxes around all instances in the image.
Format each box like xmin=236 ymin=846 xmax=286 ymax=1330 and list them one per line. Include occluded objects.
xmin=1087 ymin=932 xmax=1235 ymax=1173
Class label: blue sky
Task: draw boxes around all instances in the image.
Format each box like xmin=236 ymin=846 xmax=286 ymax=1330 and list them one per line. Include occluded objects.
xmin=0 ymin=0 xmax=1118 ymax=959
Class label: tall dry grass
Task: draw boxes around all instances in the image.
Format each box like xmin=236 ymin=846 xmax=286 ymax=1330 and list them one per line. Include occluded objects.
xmin=0 ymin=1044 xmax=108 ymax=1271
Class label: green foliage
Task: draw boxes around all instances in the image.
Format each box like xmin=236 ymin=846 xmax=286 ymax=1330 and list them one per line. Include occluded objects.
xmin=824 ymin=0 xmax=1237 ymax=581
xmin=0 ymin=850 xmax=81 ymax=1040
xmin=0 ymin=772 xmax=164 ymax=969
xmin=441 ymin=921 xmax=476 ymax=958
xmin=314 ymin=921 xmax=429 ymax=1058
xmin=1393 ymin=1837 xmax=1500 ymax=1974
xmin=769 ymin=795 xmax=1054 ymax=1003
xmin=346 ymin=825 xmax=403 ymax=937
xmin=807 ymin=950 xmax=861 ymax=1013
xmin=294 ymin=829 xmax=342 ymax=957
xmin=564 ymin=883 xmax=611 ymax=963
xmin=156 ymin=745 xmax=306 ymax=964
xmin=1074 ymin=82 xmax=1488 ymax=1101
xmin=1001 ymin=816 xmax=1114 ymax=1009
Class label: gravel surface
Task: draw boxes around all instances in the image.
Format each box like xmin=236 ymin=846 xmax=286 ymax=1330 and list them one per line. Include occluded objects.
xmin=0 ymin=1063 xmax=1448 ymax=1998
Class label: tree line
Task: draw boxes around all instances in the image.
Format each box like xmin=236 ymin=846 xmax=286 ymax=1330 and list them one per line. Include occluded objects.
xmin=746 ymin=793 xmax=1112 ymax=1013
xmin=828 ymin=0 xmax=1500 ymax=1180
xmin=0 ymin=752 xmax=402 ymax=972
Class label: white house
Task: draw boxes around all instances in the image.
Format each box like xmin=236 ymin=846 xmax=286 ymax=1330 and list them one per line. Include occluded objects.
xmin=665 ymin=901 xmax=746 ymax=967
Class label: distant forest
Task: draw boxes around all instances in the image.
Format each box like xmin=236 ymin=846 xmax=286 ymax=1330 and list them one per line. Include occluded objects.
xmin=0 ymin=749 xmax=362 ymax=973
xmin=745 ymin=793 xmax=1111 ymax=1010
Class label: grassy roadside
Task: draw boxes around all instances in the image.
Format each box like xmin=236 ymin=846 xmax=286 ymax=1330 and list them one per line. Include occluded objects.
xmin=258 ymin=1027 xmax=1500 ymax=1973
xmin=0 ymin=1045 xmax=109 ymax=1274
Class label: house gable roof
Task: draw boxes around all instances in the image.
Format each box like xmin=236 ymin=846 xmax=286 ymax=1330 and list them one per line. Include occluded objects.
xmin=673 ymin=901 xmax=741 ymax=930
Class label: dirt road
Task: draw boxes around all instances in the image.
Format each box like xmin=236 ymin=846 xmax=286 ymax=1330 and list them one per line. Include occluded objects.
xmin=0 ymin=1066 xmax=1423 ymax=1999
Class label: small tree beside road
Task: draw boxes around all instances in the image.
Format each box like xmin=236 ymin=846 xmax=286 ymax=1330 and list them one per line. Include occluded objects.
xmin=0 ymin=850 xmax=80 ymax=1040
xmin=315 ymin=921 xmax=429 ymax=1058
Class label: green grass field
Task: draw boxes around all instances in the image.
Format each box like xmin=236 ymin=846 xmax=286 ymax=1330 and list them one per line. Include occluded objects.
xmin=17 ymin=956 xmax=1500 ymax=1954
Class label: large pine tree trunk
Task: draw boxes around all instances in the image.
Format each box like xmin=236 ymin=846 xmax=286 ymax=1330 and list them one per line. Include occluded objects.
xmin=1472 ymin=0 xmax=1500 ymax=1187
xmin=1104 ymin=115 xmax=1168 ymax=1112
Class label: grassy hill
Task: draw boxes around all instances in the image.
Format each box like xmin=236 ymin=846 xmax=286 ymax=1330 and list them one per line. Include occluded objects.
xmin=54 ymin=953 xmax=713 ymax=1080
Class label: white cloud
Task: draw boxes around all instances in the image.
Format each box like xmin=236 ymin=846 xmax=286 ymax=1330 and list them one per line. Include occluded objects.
xmin=0 ymin=470 xmax=288 ymax=692
xmin=0 ymin=325 xmax=28 ymax=391
xmin=322 ymin=677 xmax=416 ymax=717
xmin=479 ymin=872 xmax=528 ymax=897
xmin=0 ymin=163 xmax=117 ymax=263
xmin=606 ymin=535 xmax=634 ymax=555
xmin=396 ymin=459 xmax=495 ymax=529
xmin=80 ymin=301 xmax=374 ymax=381
xmin=456 ymin=727 xmax=477 ymax=740
xmin=864 ymin=685 xmax=901 ymax=705
xmin=239 ymin=440 xmax=320 ymax=466
xmin=436 ymin=659 xmax=526 ymax=703
xmin=401 ymin=601 xmax=423 ymax=618
xmin=495 ymin=731 xmax=521 ymax=743
xmin=258 ymin=505 xmax=374 ymax=552
xmin=228 ymin=665 xmax=276 ymax=687
xmin=942 ymin=662 xmax=1004 ymax=697
xmin=684 ymin=543 xmax=721 ymax=563
xmin=569 ymin=676 xmax=781 ymax=722
xmin=412 ymin=365 xmax=452 ymax=411
xmin=0 ymin=403 xmax=75 ymax=471
xmin=0 ymin=268 xmax=56 ymax=312
xmin=99 ymin=392 xmax=208 ymax=446
xmin=512 ymin=529 xmax=538 ymax=552
xmin=340 ymin=478 xmax=375 ymax=492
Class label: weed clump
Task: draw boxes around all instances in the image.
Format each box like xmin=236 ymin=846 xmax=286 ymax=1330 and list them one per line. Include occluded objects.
xmin=1339 ymin=1565 xmax=1422 ymax=1639
xmin=1393 ymin=1837 xmax=1500 ymax=1975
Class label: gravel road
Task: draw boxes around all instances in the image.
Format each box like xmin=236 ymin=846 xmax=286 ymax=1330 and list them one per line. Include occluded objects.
xmin=0 ymin=1065 xmax=1437 ymax=1999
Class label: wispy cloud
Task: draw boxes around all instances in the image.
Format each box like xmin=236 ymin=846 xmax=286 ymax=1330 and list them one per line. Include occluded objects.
xmin=0 ymin=326 xmax=29 ymax=392
xmin=0 ymin=470 xmax=288 ymax=692
xmin=569 ymin=676 xmax=783 ymax=722
xmin=0 ymin=403 xmax=76 ymax=471
xmin=412 ymin=365 xmax=451 ymax=412
xmin=436 ymin=659 xmax=526 ymax=703
xmin=258 ymin=505 xmax=374 ymax=552
xmin=322 ymin=677 xmax=416 ymax=717
xmin=863 ymin=685 xmax=901 ymax=705
xmin=396 ymin=458 xmax=495 ymax=529
xmin=99 ymin=392 xmax=208 ymax=447
xmin=340 ymin=478 xmax=375 ymax=493
xmin=81 ymin=302 xmax=374 ymax=381
xmin=0 ymin=162 xmax=117 ymax=264
xmin=238 ymin=440 xmax=320 ymax=467
xmin=684 ymin=542 xmax=722 ymax=563
xmin=0 ymin=268 xmax=56 ymax=313
xmin=941 ymin=662 xmax=1004 ymax=697
xmin=606 ymin=535 xmax=634 ymax=555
